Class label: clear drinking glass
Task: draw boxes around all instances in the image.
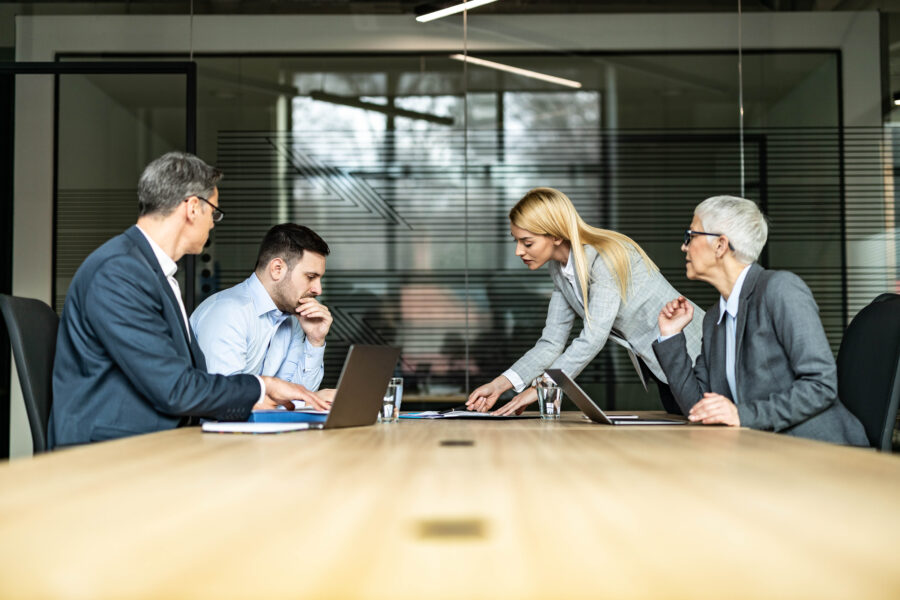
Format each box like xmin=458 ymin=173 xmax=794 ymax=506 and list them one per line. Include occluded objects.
xmin=534 ymin=374 xmax=562 ymax=420
xmin=379 ymin=377 xmax=404 ymax=423
xmin=389 ymin=377 xmax=403 ymax=416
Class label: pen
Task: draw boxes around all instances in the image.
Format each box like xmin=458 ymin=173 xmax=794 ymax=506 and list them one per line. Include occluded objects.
xmin=439 ymin=405 xmax=470 ymax=414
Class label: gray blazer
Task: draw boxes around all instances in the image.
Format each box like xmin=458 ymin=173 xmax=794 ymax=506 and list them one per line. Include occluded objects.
xmin=509 ymin=244 xmax=704 ymax=386
xmin=652 ymin=263 xmax=868 ymax=446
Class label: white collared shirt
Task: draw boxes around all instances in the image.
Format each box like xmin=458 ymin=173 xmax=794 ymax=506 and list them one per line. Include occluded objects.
xmin=716 ymin=264 xmax=753 ymax=328
xmin=135 ymin=225 xmax=190 ymax=341
xmin=559 ymin=247 xmax=584 ymax=307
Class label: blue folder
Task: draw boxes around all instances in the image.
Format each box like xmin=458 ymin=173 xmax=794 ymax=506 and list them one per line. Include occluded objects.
xmin=248 ymin=410 xmax=328 ymax=424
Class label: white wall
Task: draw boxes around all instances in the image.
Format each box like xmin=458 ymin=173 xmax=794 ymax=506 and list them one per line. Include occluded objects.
xmin=10 ymin=75 xmax=54 ymax=457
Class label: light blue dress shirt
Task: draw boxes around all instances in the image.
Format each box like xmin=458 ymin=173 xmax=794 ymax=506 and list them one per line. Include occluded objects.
xmin=716 ymin=264 xmax=752 ymax=404
xmin=190 ymin=273 xmax=325 ymax=391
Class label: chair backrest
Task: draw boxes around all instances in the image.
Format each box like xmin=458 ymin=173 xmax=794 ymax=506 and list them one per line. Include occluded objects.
xmin=0 ymin=294 xmax=59 ymax=454
xmin=837 ymin=293 xmax=900 ymax=451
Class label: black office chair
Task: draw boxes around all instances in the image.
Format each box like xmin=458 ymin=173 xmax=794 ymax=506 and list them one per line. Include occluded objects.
xmin=0 ymin=294 xmax=59 ymax=454
xmin=837 ymin=293 xmax=900 ymax=451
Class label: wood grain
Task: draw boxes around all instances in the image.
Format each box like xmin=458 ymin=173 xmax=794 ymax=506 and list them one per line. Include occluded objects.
xmin=1 ymin=415 xmax=899 ymax=599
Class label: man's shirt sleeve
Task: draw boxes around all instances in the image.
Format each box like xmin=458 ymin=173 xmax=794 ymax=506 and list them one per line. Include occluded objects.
xmin=275 ymin=324 xmax=325 ymax=391
xmin=190 ymin=301 xmax=249 ymax=376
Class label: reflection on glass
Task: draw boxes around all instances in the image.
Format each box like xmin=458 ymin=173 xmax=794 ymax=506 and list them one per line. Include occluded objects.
xmin=55 ymin=73 xmax=186 ymax=310
xmin=184 ymin=52 xmax=847 ymax=404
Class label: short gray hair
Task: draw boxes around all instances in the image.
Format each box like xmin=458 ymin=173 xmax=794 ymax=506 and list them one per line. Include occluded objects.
xmin=695 ymin=195 xmax=768 ymax=263
xmin=138 ymin=152 xmax=223 ymax=217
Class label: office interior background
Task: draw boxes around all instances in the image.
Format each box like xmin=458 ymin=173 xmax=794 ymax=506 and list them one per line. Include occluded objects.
xmin=0 ymin=0 xmax=897 ymax=458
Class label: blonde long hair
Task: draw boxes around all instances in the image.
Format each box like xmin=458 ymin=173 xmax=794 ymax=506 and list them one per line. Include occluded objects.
xmin=509 ymin=187 xmax=658 ymax=318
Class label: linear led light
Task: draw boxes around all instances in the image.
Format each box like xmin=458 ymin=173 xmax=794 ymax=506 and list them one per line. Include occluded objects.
xmin=449 ymin=54 xmax=583 ymax=89
xmin=416 ymin=0 xmax=501 ymax=23
xmin=309 ymin=91 xmax=455 ymax=126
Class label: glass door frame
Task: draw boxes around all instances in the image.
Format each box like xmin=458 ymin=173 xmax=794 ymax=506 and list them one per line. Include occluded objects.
xmin=0 ymin=61 xmax=196 ymax=458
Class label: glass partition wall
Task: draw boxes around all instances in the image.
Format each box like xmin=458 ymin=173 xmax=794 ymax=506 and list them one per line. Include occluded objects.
xmin=56 ymin=72 xmax=189 ymax=309
xmin=167 ymin=48 xmax=848 ymax=410
xmin=42 ymin=6 xmax=897 ymax=413
xmin=459 ymin=47 xmax=848 ymax=409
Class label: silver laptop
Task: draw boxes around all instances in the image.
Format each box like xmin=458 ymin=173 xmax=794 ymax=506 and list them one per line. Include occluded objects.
xmin=308 ymin=344 xmax=401 ymax=430
xmin=203 ymin=345 xmax=400 ymax=434
xmin=545 ymin=368 xmax=688 ymax=426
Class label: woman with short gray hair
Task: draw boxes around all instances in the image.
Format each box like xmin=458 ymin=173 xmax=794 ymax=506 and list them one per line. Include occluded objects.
xmin=652 ymin=195 xmax=868 ymax=445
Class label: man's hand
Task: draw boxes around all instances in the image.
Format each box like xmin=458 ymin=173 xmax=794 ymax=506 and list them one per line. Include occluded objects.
xmin=258 ymin=376 xmax=324 ymax=410
xmin=492 ymin=387 xmax=538 ymax=416
xmin=688 ymin=393 xmax=740 ymax=426
xmin=254 ymin=396 xmax=291 ymax=411
xmin=658 ymin=296 xmax=694 ymax=338
xmin=296 ymin=297 xmax=332 ymax=347
xmin=466 ymin=376 xmax=513 ymax=412
xmin=310 ymin=388 xmax=335 ymax=410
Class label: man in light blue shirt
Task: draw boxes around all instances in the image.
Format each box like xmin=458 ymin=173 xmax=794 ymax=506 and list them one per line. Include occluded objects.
xmin=191 ymin=223 xmax=334 ymax=410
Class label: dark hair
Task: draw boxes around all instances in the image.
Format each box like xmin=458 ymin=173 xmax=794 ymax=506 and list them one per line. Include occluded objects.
xmin=255 ymin=223 xmax=330 ymax=272
xmin=138 ymin=151 xmax=223 ymax=217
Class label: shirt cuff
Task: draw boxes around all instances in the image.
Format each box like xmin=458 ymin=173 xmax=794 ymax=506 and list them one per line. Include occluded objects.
xmin=253 ymin=375 xmax=266 ymax=405
xmin=502 ymin=369 xmax=527 ymax=393
xmin=303 ymin=338 xmax=326 ymax=371
xmin=657 ymin=333 xmax=678 ymax=344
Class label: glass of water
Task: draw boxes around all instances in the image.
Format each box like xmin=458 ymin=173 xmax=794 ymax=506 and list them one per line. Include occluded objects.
xmin=534 ymin=374 xmax=562 ymax=420
xmin=379 ymin=377 xmax=404 ymax=423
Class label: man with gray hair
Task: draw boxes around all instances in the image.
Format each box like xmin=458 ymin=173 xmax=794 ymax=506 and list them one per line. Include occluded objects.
xmin=49 ymin=152 xmax=319 ymax=447
xmin=651 ymin=195 xmax=867 ymax=445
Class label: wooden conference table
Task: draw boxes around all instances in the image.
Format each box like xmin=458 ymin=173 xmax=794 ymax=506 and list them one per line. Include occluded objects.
xmin=1 ymin=413 xmax=900 ymax=599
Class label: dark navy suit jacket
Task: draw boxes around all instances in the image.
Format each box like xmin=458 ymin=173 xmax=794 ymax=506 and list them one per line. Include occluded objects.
xmin=49 ymin=226 xmax=260 ymax=447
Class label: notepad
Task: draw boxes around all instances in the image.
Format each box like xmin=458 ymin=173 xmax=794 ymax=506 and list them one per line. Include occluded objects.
xmin=201 ymin=421 xmax=316 ymax=434
xmin=202 ymin=409 xmax=329 ymax=434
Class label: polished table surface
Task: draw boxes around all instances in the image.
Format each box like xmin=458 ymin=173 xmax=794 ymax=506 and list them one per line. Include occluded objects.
xmin=2 ymin=413 xmax=900 ymax=599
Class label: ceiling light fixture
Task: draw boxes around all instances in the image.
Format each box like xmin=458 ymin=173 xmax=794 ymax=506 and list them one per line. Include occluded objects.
xmin=309 ymin=91 xmax=455 ymax=126
xmin=448 ymin=54 xmax=583 ymax=89
xmin=416 ymin=0 xmax=501 ymax=23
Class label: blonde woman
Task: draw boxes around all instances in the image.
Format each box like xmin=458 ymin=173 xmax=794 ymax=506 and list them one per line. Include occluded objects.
xmin=467 ymin=187 xmax=704 ymax=415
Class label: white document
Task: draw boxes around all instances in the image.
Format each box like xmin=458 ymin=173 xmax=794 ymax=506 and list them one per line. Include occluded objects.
xmin=201 ymin=422 xmax=315 ymax=434
xmin=402 ymin=410 xmax=512 ymax=419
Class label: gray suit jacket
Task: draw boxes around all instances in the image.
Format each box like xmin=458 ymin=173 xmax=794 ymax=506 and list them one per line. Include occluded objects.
xmin=652 ymin=263 xmax=868 ymax=446
xmin=509 ymin=244 xmax=704 ymax=386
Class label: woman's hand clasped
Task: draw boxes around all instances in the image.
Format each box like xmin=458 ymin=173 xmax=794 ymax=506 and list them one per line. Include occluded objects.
xmin=689 ymin=393 xmax=740 ymax=426
xmin=658 ymin=296 xmax=694 ymax=337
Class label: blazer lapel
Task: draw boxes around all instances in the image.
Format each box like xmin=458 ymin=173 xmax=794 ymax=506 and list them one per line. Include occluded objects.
xmin=549 ymin=260 xmax=585 ymax=319
xmin=732 ymin=263 xmax=764 ymax=397
xmin=125 ymin=226 xmax=194 ymax=360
